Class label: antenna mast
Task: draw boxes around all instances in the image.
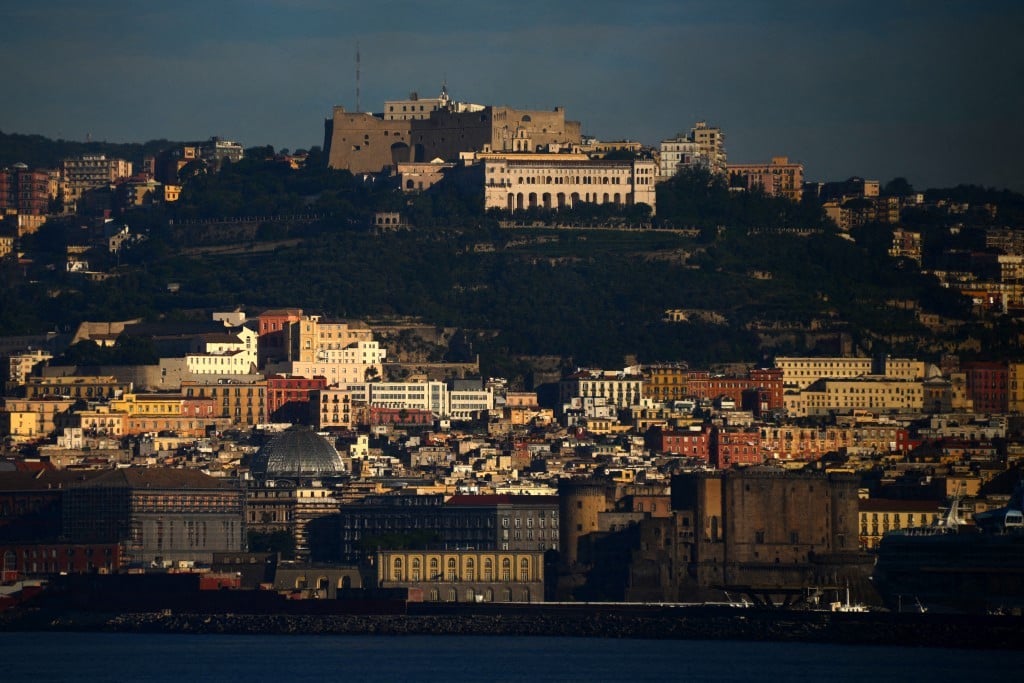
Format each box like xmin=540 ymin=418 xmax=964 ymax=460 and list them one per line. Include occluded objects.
xmin=355 ymin=42 xmax=361 ymax=113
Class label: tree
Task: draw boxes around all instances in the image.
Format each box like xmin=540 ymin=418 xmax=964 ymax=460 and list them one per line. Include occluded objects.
xmin=883 ymin=177 xmax=915 ymax=198
xmin=247 ymin=530 xmax=295 ymax=559
xmin=177 ymin=158 xmax=208 ymax=183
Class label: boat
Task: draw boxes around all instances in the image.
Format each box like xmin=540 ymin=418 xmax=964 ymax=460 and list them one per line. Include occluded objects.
xmin=830 ymin=585 xmax=870 ymax=613
xmin=872 ymin=483 xmax=1024 ymax=614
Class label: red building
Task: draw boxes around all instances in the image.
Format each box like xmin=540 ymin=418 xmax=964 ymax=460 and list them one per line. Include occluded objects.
xmin=0 ymin=165 xmax=53 ymax=215
xmin=0 ymin=542 xmax=123 ymax=578
xmin=644 ymin=367 xmax=784 ymax=411
xmin=645 ymin=425 xmax=711 ymax=462
xmin=711 ymin=427 xmax=763 ymax=469
xmin=181 ymin=396 xmax=216 ymax=418
xmin=894 ymin=428 xmax=922 ymax=455
xmin=747 ymin=368 xmax=784 ymax=410
xmin=962 ymin=361 xmax=1008 ymax=414
xmin=257 ymin=308 xmax=303 ymax=367
xmin=266 ymin=375 xmax=327 ymax=423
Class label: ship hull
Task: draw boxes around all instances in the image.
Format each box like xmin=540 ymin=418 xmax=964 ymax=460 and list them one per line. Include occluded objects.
xmin=872 ymin=531 xmax=1024 ymax=614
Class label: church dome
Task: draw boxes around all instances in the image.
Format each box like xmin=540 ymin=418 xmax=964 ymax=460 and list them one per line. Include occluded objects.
xmin=251 ymin=428 xmax=345 ymax=478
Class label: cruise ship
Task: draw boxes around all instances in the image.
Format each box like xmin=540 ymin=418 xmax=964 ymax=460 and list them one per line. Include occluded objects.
xmin=872 ymin=484 xmax=1024 ymax=614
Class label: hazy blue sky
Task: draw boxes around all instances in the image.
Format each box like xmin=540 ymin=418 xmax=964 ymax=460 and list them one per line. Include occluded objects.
xmin=4 ymin=1 xmax=1022 ymax=190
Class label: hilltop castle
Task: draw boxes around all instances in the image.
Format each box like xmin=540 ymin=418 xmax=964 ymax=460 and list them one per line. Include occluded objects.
xmin=323 ymin=87 xmax=583 ymax=174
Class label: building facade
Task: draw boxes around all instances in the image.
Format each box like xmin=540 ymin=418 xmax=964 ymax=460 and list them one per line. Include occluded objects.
xmin=325 ymin=92 xmax=582 ymax=174
xmin=377 ymin=548 xmax=546 ymax=603
xmin=670 ymin=469 xmax=867 ymax=597
xmin=0 ymin=164 xmax=56 ymax=215
xmin=338 ymin=493 xmax=559 ymax=563
xmin=559 ymin=370 xmax=644 ymax=411
xmin=62 ymin=155 xmax=132 ymax=212
xmin=795 ymin=377 xmax=925 ymax=417
xmin=858 ymin=499 xmax=941 ymax=549
xmin=727 ymin=157 xmax=804 ymax=202
xmin=483 ymin=155 xmax=658 ymax=214
xmin=61 ymin=469 xmax=244 ymax=565
xmin=180 ymin=379 xmax=268 ymax=426
xmin=658 ymin=121 xmax=726 ymax=177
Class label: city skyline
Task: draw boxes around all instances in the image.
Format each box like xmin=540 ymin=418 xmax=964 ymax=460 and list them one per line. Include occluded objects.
xmin=4 ymin=1 xmax=1023 ymax=191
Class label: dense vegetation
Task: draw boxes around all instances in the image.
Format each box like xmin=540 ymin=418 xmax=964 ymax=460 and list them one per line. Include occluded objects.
xmin=0 ymin=130 xmax=182 ymax=170
xmin=4 ymin=142 xmax=1023 ymax=376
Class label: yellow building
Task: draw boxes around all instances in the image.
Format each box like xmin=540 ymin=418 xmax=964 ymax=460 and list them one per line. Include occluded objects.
xmin=0 ymin=397 xmax=77 ymax=441
xmin=1009 ymin=362 xmax=1024 ymax=413
xmin=760 ymin=425 xmax=855 ymax=461
xmin=0 ymin=234 xmax=13 ymax=259
xmin=74 ymin=405 xmax=127 ymax=437
xmin=286 ymin=316 xmax=375 ymax=364
xmin=776 ymin=357 xmax=874 ymax=390
xmin=377 ymin=549 xmax=545 ymax=603
xmin=859 ymin=499 xmax=941 ymax=549
xmin=799 ymin=378 xmax=925 ymax=417
xmin=181 ymin=379 xmax=267 ymax=426
xmin=642 ymin=364 xmax=691 ymax=402
xmin=311 ymin=388 xmax=356 ymax=430
xmin=112 ymin=393 xmax=183 ymax=417
xmin=25 ymin=375 xmax=130 ymax=400
xmin=775 ymin=356 xmax=925 ymax=391
xmin=503 ymin=392 xmax=553 ymax=427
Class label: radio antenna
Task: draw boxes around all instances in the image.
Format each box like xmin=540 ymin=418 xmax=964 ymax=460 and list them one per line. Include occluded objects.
xmin=355 ymin=42 xmax=361 ymax=113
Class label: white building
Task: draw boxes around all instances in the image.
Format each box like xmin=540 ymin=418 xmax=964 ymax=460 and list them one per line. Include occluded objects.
xmin=335 ymin=381 xmax=493 ymax=421
xmin=659 ymin=121 xmax=726 ymax=178
xmin=8 ymin=349 xmax=52 ymax=385
xmin=185 ymin=327 xmax=258 ymax=375
xmin=483 ymin=155 xmax=657 ymax=214
xmin=559 ymin=369 xmax=644 ymax=410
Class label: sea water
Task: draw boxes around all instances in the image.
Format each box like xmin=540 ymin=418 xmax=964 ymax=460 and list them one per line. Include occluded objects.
xmin=0 ymin=632 xmax=1019 ymax=682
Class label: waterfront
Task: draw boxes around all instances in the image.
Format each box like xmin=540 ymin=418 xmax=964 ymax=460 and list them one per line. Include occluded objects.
xmin=0 ymin=632 xmax=1020 ymax=682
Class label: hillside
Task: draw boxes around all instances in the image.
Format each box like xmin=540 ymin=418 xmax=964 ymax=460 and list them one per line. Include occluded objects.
xmin=3 ymin=145 xmax=1018 ymax=379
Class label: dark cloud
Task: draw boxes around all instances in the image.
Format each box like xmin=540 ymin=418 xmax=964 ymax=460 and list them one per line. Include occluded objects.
xmin=3 ymin=1 xmax=1022 ymax=189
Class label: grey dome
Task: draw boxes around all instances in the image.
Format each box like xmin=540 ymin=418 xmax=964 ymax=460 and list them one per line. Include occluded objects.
xmin=252 ymin=428 xmax=344 ymax=478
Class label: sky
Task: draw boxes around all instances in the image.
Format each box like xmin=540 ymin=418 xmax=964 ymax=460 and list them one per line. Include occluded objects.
xmin=4 ymin=0 xmax=1023 ymax=191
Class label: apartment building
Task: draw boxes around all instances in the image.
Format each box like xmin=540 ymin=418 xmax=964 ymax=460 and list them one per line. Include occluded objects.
xmin=727 ymin=156 xmax=804 ymax=202
xmin=659 ymin=121 xmax=726 ymax=177
xmin=62 ymin=155 xmax=132 ymax=211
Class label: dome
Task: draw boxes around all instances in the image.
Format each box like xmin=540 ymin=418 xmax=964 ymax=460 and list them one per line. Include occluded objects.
xmin=251 ymin=428 xmax=344 ymax=478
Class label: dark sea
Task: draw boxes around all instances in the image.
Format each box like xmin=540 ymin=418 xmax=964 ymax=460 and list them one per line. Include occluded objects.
xmin=1 ymin=632 xmax=1020 ymax=682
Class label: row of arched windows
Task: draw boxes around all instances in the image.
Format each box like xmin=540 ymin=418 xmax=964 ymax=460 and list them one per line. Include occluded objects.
xmin=389 ymin=556 xmax=532 ymax=583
